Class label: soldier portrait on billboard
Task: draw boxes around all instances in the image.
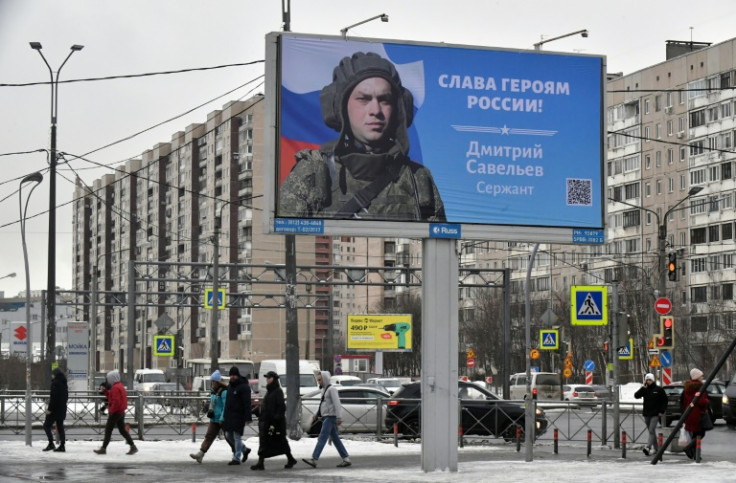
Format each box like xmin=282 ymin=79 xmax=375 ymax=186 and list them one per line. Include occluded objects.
xmin=278 ymin=51 xmax=446 ymax=221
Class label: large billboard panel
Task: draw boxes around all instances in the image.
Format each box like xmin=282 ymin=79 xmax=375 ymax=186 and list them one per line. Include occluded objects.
xmin=264 ymin=33 xmax=605 ymax=243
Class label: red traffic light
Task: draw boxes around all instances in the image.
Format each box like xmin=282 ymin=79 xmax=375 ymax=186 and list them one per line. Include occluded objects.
xmin=656 ymin=336 xmax=666 ymax=347
xmin=663 ymin=318 xmax=673 ymax=329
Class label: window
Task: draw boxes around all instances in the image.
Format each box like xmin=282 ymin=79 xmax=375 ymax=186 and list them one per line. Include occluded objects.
xmin=690 ymin=109 xmax=706 ymax=127
xmin=691 ymin=316 xmax=708 ymax=332
xmin=723 ymin=283 xmax=734 ymax=300
xmin=645 ymin=99 xmax=651 ymax=114
xmin=645 ymin=126 xmax=650 ymax=141
xmin=680 ymin=174 xmax=686 ymax=190
xmin=645 ymin=182 xmax=651 ymax=197
xmin=667 ymin=149 xmax=674 ymax=165
xmin=624 ymin=182 xmax=639 ymax=199
xmin=656 ymin=151 xmax=662 ymax=167
xmin=680 ymin=146 xmax=687 ymax=162
xmin=656 ymin=180 xmax=662 ymax=195
xmin=723 ymin=223 xmax=733 ymax=240
xmin=690 ymin=139 xmax=705 ymax=156
xmin=645 ymin=155 xmax=651 ymax=169
xmin=622 ymin=210 xmax=640 ymax=228
xmin=691 ymin=285 xmax=707 ymax=302
xmin=690 ymin=227 xmax=706 ymax=244
xmin=667 ymin=120 xmax=673 ymax=136
xmin=690 ymin=168 xmax=706 ymax=185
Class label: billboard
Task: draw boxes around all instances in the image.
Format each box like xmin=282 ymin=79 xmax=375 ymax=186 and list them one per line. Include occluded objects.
xmin=265 ymin=32 xmax=606 ymax=243
xmin=66 ymin=322 xmax=89 ymax=392
xmin=347 ymin=314 xmax=412 ymax=352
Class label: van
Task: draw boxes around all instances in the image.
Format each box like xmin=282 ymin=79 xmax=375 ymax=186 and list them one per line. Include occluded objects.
xmin=133 ymin=369 xmax=167 ymax=393
xmin=258 ymin=359 xmax=319 ymax=396
xmin=509 ymin=372 xmax=561 ymax=400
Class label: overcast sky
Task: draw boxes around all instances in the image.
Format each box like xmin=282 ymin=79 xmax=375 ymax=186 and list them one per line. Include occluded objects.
xmin=2 ymin=0 xmax=736 ymax=297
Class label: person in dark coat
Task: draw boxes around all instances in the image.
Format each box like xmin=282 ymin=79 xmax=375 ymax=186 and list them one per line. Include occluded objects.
xmin=681 ymin=368 xmax=710 ymax=459
xmin=42 ymin=367 xmax=68 ymax=452
xmin=634 ymin=372 xmax=667 ymax=456
xmin=250 ymin=371 xmax=297 ymax=470
xmin=222 ymin=366 xmax=252 ymax=465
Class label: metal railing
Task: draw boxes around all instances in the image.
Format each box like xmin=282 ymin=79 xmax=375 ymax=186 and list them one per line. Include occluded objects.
xmin=1 ymin=391 xmax=649 ymax=445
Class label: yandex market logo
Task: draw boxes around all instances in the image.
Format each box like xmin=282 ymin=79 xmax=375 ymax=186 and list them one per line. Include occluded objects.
xmin=14 ymin=326 xmax=27 ymax=341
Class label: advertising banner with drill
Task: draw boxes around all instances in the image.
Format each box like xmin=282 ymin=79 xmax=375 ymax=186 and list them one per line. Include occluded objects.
xmin=347 ymin=314 xmax=413 ymax=352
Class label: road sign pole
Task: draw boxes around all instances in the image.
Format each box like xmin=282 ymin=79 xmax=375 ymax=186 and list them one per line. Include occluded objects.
xmin=611 ymin=280 xmax=620 ymax=449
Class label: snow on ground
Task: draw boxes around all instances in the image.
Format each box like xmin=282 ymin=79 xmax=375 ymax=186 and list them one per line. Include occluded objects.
xmin=3 ymin=435 xmax=736 ymax=482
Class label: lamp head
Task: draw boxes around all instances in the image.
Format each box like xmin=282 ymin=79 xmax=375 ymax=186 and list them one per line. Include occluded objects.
xmin=71 ymin=44 xmax=84 ymax=51
xmin=21 ymin=172 xmax=43 ymax=185
xmin=29 ymin=42 xmax=42 ymax=50
xmin=581 ymin=30 xmax=589 ymax=38
xmin=687 ymin=186 xmax=703 ymax=196
xmin=380 ymin=14 xmax=389 ymax=22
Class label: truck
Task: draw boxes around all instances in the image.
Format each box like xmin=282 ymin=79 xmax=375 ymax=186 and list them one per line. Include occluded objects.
xmin=133 ymin=369 xmax=167 ymax=393
xmin=257 ymin=359 xmax=320 ymax=396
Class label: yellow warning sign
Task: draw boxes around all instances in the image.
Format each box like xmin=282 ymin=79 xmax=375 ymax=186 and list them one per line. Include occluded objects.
xmin=563 ymin=368 xmax=573 ymax=378
xmin=649 ymin=355 xmax=661 ymax=368
xmin=530 ymin=349 xmax=540 ymax=360
xmin=564 ymin=358 xmax=573 ymax=369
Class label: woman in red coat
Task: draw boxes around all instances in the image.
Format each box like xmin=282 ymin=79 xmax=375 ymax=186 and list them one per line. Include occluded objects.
xmin=680 ymin=368 xmax=710 ymax=459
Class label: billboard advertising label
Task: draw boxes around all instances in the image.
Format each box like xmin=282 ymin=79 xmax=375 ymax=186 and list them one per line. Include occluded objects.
xmin=347 ymin=314 xmax=413 ymax=352
xmin=265 ymin=33 xmax=605 ymax=243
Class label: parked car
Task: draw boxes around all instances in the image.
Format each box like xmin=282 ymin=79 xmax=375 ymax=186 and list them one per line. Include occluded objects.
xmin=563 ymin=384 xmax=598 ymax=405
xmin=300 ymin=385 xmax=391 ymax=436
xmin=366 ymin=377 xmax=404 ymax=395
xmin=509 ymin=372 xmax=561 ymax=400
xmin=722 ymin=373 xmax=736 ymax=427
xmin=663 ymin=380 xmax=726 ymax=426
xmin=331 ymin=375 xmax=363 ymax=386
xmin=590 ymin=384 xmax=612 ymax=402
xmin=385 ymin=381 xmax=548 ymax=441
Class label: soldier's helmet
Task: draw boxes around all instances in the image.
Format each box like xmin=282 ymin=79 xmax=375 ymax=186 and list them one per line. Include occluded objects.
xmin=319 ymin=52 xmax=414 ymax=155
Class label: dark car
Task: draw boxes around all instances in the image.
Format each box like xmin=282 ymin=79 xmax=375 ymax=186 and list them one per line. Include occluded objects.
xmin=385 ymin=381 xmax=548 ymax=440
xmin=723 ymin=373 xmax=736 ymax=427
xmin=662 ymin=380 xmax=726 ymax=426
xmin=590 ymin=384 xmax=612 ymax=402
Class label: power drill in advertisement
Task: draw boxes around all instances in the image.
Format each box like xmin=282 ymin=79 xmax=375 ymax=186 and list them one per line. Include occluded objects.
xmin=383 ymin=322 xmax=411 ymax=349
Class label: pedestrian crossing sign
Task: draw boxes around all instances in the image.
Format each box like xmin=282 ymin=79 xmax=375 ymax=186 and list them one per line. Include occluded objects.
xmin=570 ymin=286 xmax=608 ymax=326
xmin=617 ymin=338 xmax=634 ymax=360
xmin=153 ymin=335 xmax=175 ymax=357
xmin=539 ymin=329 xmax=559 ymax=350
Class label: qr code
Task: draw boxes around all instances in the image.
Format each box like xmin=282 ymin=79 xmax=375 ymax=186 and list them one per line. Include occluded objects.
xmin=567 ymin=178 xmax=592 ymax=206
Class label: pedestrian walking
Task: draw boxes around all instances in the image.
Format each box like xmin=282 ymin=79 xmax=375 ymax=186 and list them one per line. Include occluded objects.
xmin=634 ymin=373 xmax=667 ymax=456
xmin=680 ymin=368 xmax=711 ymax=460
xmin=302 ymin=371 xmax=351 ymax=468
xmin=189 ymin=370 xmax=231 ymax=463
xmin=93 ymin=370 xmax=138 ymax=455
xmin=222 ymin=366 xmax=252 ymax=465
xmin=250 ymin=371 xmax=297 ymax=470
xmin=42 ymin=367 xmax=68 ymax=452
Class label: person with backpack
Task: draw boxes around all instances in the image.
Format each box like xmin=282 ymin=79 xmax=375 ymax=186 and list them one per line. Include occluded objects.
xmin=189 ymin=370 xmax=231 ymax=463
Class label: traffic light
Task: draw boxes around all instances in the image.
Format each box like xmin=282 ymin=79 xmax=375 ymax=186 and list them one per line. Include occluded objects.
xmin=660 ymin=316 xmax=675 ymax=349
xmin=616 ymin=312 xmax=630 ymax=349
xmin=668 ymin=252 xmax=677 ymax=281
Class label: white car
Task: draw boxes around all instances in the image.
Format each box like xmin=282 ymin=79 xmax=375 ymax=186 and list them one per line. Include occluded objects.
xmin=300 ymin=385 xmax=391 ymax=435
xmin=563 ymin=384 xmax=598 ymax=404
xmin=365 ymin=377 xmax=404 ymax=395
xmin=330 ymin=375 xmax=363 ymax=386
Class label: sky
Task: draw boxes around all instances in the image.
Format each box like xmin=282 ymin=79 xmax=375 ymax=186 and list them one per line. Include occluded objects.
xmin=3 ymin=435 xmax=736 ymax=482
xmin=3 ymin=0 xmax=736 ymax=297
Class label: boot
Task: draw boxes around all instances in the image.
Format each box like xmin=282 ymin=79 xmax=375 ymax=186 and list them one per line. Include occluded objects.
xmin=43 ymin=442 xmax=55 ymax=452
xmin=241 ymin=447 xmax=251 ymax=462
xmin=93 ymin=447 xmax=106 ymax=455
xmin=126 ymin=445 xmax=138 ymax=455
xmin=190 ymin=450 xmax=204 ymax=463
xmin=53 ymin=445 xmax=65 ymax=453
xmin=250 ymin=459 xmax=265 ymax=470
xmin=284 ymin=456 xmax=297 ymax=469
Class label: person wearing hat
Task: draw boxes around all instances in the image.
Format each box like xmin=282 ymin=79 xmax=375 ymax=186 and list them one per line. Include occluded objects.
xmin=634 ymin=373 xmax=667 ymax=456
xmin=249 ymin=371 xmax=297 ymax=471
xmin=42 ymin=367 xmax=68 ymax=452
xmin=279 ymin=51 xmax=445 ymax=221
xmin=222 ymin=366 xmax=252 ymax=465
xmin=680 ymin=368 xmax=711 ymax=459
xmin=190 ymin=370 xmax=232 ymax=463
xmin=94 ymin=370 xmax=138 ymax=455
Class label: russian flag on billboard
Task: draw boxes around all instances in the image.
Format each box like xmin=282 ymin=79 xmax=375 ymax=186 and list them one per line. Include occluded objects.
xmin=279 ymin=37 xmax=425 ymax=184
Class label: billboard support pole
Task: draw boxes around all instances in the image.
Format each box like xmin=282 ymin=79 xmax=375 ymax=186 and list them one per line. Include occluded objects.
xmin=421 ymin=239 xmax=458 ymax=472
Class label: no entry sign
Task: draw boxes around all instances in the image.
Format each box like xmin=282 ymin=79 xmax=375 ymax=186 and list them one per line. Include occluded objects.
xmin=654 ymin=297 xmax=672 ymax=315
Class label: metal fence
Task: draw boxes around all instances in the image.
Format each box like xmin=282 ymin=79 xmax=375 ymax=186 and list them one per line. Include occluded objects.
xmin=0 ymin=391 xmax=648 ymax=445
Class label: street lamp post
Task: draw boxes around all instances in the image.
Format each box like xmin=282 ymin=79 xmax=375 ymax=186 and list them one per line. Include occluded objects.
xmin=340 ymin=13 xmax=389 ymax=38
xmin=610 ymin=186 xmax=703 ymax=302
xmin=29 ymin=42 xmax=83 ymax=385
xmin=0 ymin=273 xmax=17 ymax=281
xmin=534 ymin=29 xmax=588 ymax=50
xmin=19 ymin=171 xmax=43 ymax=447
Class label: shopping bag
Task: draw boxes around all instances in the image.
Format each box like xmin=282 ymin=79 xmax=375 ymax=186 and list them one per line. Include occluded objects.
xmin=678 ymin=429 xmax=691 ymax=446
